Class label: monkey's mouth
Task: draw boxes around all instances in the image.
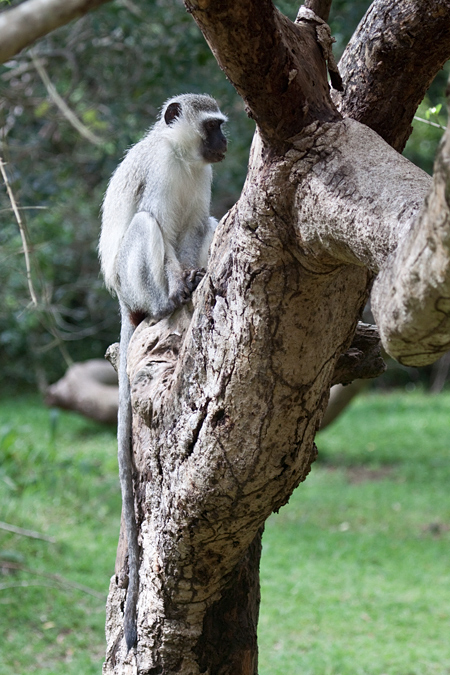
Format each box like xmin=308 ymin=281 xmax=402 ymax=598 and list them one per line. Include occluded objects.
xmin=211 ymin=151 xmax=226 ymax=163
xmin=202 ymin=147 xmax=227 ymax=163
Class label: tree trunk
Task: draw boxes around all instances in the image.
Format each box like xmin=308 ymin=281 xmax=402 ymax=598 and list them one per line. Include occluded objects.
xmin=101 ymin=0 xmax=450 ymax=672
xmin=194 ymin=528 xmax=263 ymax=675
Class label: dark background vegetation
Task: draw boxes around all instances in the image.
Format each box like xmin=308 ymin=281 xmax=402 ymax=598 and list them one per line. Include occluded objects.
xmin=0 ymin=0 xmax=448 ymax=391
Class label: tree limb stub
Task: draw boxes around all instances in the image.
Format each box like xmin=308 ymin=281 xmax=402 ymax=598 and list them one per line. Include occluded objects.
xmin=333 ymin=0 xmax=450 ymax=151
xmin=0 ymin=0 xmax=112 ymax=65
xmin=296 ymin=6 xmax=343 ymax=91
xmin=184 ymin=0 xmax=339 ymax=150
xmin=331 ymin=323 xmax=386 ymax=386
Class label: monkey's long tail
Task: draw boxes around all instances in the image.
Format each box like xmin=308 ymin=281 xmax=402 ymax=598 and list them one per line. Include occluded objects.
xmin=118 ymin=313 xmax=139 ymax=652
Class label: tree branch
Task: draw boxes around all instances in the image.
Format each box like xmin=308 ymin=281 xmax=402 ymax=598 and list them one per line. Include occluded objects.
xmin=0 ymin=520 xmax=56 ymax=543
xmin=292 ymin=119 xmax=431 ymax=272
xmin=30 ymin=51 xmax=105 ymax=145
xmin=332 ymin=0 xmax=450 ymax=151
xmin=184 ymin=0 xmax=338 ymax=149
xmin=0 ymin=0 xmax=112 ymax=64
xmin=304 ymin=0 xmax=332 ymax=22
xmin=371 ymin=90 xmax=450 ymax=366
xmin=0 ymin=156 xmax=38 ymax=306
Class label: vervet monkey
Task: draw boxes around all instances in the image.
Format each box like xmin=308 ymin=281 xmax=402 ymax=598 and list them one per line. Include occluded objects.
xmin=99 ymin=94 xmax=227 ymax=650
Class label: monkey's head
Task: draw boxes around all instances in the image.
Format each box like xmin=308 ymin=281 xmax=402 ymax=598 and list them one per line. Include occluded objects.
xmin=162 ymin=94 xmax=227 ymax=164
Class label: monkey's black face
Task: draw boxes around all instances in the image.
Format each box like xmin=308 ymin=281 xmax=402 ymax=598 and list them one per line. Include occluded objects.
xmin=201 ymin=118 xmax=227 ymax=163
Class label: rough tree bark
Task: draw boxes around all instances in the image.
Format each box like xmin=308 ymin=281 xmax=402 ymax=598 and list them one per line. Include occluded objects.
xmin=98 ymin=0 xmax=450 ymax=673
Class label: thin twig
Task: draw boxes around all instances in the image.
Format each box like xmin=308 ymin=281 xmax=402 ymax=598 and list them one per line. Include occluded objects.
xmin=414 ymin=115 xmax=446 ymax=131
xmin=0 ymin=520 xmax=56 ymax=543
xmin=30 ymin=51 xmax=104 ymax=146
xmin=0 ymin=155 xmax=38 ymax=306
xmin=0 ymin=205 xmax=47 ymax=213
xmin=0 ymin=562 xmax=106 ymax=600
xmin=0 ymin=581 xmax=59 ymax=592
xmin=0 ymin=154 xmax=74 ymax=369
xmin=118 ymin=0 xmax=143 ymax=16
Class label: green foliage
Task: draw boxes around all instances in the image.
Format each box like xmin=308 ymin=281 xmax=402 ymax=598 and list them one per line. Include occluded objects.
xmin=328 ymin=0 xmax=372 ymax=58
xmin=404 ymin=65 xmax=449 ymax=175
xmin=0 ymin=0 xmax=448 ymax=388
xmin=0 ymin=1 xmax=254 ymax=387
xmin=260 ymin=390 xmax=450 ymax=674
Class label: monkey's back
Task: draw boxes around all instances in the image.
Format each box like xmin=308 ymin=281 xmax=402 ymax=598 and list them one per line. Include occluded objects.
xmin=100 ymin=126 xmax=213 ymax=292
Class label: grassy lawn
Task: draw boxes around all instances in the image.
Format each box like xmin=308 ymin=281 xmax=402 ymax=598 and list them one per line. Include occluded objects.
xmin=0 ymin=396 xmax=119 ymax=674
xmin=260 ymin=391 xmax=450 ymax=675
xmin=0 ymin=391 xmax=449 ymax=673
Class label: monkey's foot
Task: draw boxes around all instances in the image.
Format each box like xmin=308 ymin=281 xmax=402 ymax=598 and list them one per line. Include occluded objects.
xmin=168 ymin=268 xmax=206 ymax=310
xmin=183 ymin=268 xmax=206 ymax=293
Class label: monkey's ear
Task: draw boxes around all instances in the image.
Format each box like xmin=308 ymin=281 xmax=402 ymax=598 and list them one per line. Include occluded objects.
xmin=164 ymin=102 xmax=182 ymax=125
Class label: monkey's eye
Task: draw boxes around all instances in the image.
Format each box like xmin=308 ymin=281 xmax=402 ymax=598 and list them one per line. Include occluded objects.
xmin=204 ymin=119 xmax=221 ymax=132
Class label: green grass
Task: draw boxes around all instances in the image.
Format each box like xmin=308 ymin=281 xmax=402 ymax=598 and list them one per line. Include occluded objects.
xmin=0 ymin=395 xmax=119 ymax=674
xmin=0 ymin=391 xmax=449 ymax=673
xmin=259 ymin=391 xmax=450 ymax=675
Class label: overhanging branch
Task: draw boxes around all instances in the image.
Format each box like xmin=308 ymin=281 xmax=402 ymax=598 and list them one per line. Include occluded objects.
xmin=0 ymin=0 xmax=112 ymax=64
xmin=184 ymin=0 xmax=339 ymax=149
